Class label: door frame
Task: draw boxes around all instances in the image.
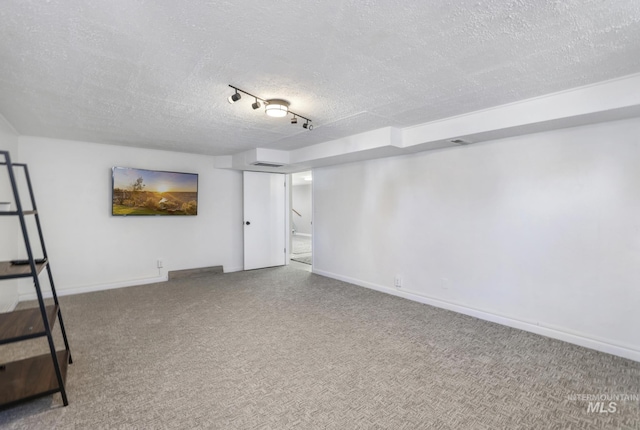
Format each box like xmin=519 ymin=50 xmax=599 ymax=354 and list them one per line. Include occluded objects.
xmin=288 ymin=171 xmax=313 ymax=269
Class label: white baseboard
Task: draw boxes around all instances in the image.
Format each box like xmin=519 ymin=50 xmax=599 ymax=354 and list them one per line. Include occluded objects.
xmin=18 ymin=274 xmax=169 ymax=301
xmin=1 ymin=297 xmax=20 ymax=312
xmin=313 ymin=268 xmax=640 ymax=363
xmin=17 ymin=263 xmax=239 ymax=302
xmin=293 ymin=233 xmax=311 ymax=237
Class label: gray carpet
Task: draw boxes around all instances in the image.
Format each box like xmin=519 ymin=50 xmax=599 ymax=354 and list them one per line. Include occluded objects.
xmin=291 ymin=255 xmax=312 ymax=265
xmin=291 ymin=234 xmax=312 ymax=254
xmin=1 ymin=266 xmax=638 ymax=429
xmin=291 ymin=234 xmax=312 ymax=265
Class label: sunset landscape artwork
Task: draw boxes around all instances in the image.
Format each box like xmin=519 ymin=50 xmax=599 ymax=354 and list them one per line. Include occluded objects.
xmin=112 ymin=167 xmax=198 ymax=216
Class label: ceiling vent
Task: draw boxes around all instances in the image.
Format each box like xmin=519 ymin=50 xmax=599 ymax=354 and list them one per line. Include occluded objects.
xmin=250 ymin=162 xmax=285 ymax=168
xmin=449 ymin=138 xmax=472 ymax=145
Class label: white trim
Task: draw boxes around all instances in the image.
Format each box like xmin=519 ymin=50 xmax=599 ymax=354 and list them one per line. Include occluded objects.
xmin=293 ymin=232 xmax=311 ymax=237
xmin=286 ymin=174 xmax=291 ymax=264
xmin=313 ymin=268 xmax=640 ymax=363
xmin=311 ymin=169 xmax=314 ymax=269
xmin=18 ymin=274 xmax=168 ymax=301
xmin=223 ymin=265 xmax=244 ymax=273
xmin=1 ymin=297 xmax=20 ymax=313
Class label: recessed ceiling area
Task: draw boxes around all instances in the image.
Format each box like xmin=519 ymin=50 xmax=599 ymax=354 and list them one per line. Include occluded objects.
xmin=1 ymin=1 xmax=640 ymax=160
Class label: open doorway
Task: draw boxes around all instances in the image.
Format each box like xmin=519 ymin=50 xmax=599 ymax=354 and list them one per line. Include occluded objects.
xmin=290 ymin=171 xmax=312 ymax=269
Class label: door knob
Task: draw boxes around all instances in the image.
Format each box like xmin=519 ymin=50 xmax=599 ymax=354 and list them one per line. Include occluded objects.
xmin=245 ymin=221 xmax=250 ymax=225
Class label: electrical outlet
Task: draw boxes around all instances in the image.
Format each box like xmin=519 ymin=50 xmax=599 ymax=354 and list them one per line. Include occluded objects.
xmin=394 ymin=275 xmax=402 ymax=288
xmin=157 ymin=259 xmax=163 ymax=268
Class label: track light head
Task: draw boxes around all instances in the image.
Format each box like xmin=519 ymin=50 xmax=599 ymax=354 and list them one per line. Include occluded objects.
xmin=252 ymin=99 xmax=261 ymax=110
xmin=228 ymin=90 xmax=241 ymax=104
xmin=291 ymin=115 xmax=297 ymax=124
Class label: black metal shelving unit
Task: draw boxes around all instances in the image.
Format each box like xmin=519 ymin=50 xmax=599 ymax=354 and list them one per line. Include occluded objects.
xmin=0 ymin=150 xmax=72 ymax=407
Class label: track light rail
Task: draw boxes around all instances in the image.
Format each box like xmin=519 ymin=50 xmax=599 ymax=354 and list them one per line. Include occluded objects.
xmin=228 ymin=84 xmax=313 ymax=126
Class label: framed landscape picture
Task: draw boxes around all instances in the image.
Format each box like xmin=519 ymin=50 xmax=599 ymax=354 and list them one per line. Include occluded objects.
xmin=112 ymin=167 xmax=198 ymax=216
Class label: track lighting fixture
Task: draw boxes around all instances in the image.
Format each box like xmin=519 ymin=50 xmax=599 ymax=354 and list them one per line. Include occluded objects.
xmin=265 ymin=99 xmax=289 ymax=118
xmin=228 ymin=89 xmax=241 ymax=104
xmin=227 ymin=85 xmax=314 ymax=130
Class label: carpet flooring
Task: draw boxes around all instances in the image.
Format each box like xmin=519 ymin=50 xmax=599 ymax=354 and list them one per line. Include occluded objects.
xmin=290 ymin=255 xmax=312 ymax=265
xmin=291 ymin=235 xmax=312 ymax=254
xmin=291 ymin=235 xmax=312 ymax=265
xmin=0 ymin=266 xmax=638 ymax=429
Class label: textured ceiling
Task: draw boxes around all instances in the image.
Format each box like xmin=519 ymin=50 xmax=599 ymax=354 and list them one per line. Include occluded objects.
xmin=1 ymin=0 xmax=640 ymax=156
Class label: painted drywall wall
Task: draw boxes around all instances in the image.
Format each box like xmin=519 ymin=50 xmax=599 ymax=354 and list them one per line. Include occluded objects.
xmin=0 ymin=115 xmax=20 ymax=311
xmin=292 ymin=184 xmax=312 ymax=235
xmin=313 ymin=117 xmax=640 ymax=361
xmin=16 ymin=136 xmax=243 ymax=297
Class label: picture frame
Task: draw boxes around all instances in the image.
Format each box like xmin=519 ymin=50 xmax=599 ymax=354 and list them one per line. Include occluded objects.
xmin=111 ymin=167 xmax=198 ymax=216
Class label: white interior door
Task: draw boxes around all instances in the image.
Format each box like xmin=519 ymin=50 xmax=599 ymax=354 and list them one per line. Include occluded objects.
xmin=243 ymin=171 xmax=286 ymax=270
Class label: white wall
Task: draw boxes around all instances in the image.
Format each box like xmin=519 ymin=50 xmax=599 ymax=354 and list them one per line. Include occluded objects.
xmin=292 ymin=183 xmax=312 ymax=235
xmin=313 ymin=117 xmax=640 ymax=361
xmin=17 ymin=136 xmax=243 ymax=297
xmin=0 ymin=116 xmax=20 ymax=311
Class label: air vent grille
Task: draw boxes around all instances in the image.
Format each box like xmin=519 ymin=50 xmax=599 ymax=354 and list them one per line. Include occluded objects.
xmin=251 ymin=162 xmax=284 ymax=168
xmin=450 ymin=138 xmax=471 ymax=145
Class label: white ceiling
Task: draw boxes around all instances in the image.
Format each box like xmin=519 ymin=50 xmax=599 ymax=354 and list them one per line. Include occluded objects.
xmin=1 ymin=0 xmax=640 ymax=157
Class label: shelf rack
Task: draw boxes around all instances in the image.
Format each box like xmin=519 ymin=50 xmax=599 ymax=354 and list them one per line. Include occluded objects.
xmin=0 ymin=150 xmax=72 ymax=407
